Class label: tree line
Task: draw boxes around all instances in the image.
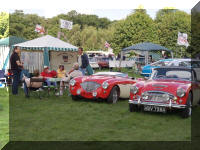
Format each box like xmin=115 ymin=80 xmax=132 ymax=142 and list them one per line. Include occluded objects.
xmin=0 ymin=9 xmax=195 ymax=57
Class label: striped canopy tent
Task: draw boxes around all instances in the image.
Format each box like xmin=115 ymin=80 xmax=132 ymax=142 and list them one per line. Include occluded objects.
xmin=122 ymin=42 xmax=173 ymax=65
xmin=0 ymin=36 xmax=26 ymax=70
xmin=14 ymin=35 xmax=78 ymax=71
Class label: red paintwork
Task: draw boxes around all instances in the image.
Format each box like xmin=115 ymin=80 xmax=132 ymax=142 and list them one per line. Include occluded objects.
xmin=130 ymin=79 xmax=192 ymax=105
xmin=98 ymin=57 xmax=109 ymax=68
xmin=70 ymin=74 xmax=136 ymax=99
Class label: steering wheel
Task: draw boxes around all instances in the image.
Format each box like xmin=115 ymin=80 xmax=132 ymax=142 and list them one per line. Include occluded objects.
xmin=166 ymin=75 xmax=178 ymax=78
xmin=156 ymin=75 xmax=166 ymax=78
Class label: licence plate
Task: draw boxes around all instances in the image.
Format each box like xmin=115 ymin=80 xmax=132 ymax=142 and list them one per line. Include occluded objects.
xmin=143 ymin=105 xmax=166 ymax=113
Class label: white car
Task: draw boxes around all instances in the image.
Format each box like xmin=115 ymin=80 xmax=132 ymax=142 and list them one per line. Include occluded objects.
xmin=89 ymin=57 xmax=99 ymax=69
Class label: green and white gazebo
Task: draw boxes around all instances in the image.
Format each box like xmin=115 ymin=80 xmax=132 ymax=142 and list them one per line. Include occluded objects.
xmin=0 ymin=36 xmax=26 ymax=70
xmin=14 ymin=35 xmax=78 ymax=72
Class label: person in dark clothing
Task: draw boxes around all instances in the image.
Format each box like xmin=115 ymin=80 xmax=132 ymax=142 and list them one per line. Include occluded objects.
xmin=77 ymin=47 xmax=89 ymax=75
xmin=10 ymin=46 xmax=23 ymax=95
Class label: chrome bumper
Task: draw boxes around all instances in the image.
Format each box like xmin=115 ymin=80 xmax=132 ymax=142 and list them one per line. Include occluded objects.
xmin=129 ymin=99 xmax=186 ymax=109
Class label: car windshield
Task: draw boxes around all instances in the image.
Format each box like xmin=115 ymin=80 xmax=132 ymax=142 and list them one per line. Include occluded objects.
xmin=89 ymin=57 xmax=97 ymax=62
xmin=94 ymin=72 xmax=128 ymax=77
xmin=191 ymin=61 xmax=200 ymax=68
xmin=152 ymin=68 xmax=192 ymax=81
xmin=99 ymin=58 xmax=109 ymax=61
xmin=151 ymin=61 xmax=171 ymax=67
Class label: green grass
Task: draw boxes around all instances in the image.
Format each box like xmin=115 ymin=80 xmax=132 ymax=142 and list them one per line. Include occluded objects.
xmin=0 ymin=69 xmax=192 ymax=144
xmin=9 ymin=88 xmax=191 ymax=141
xmin=0 ymin=89 xmax=9 ymax=149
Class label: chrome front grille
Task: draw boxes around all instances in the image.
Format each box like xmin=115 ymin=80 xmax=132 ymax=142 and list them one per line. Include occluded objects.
xmin=142 ymin=91 xmax=174 ymax=102
xmin=81 ymin=81 xmax=101 ymax=92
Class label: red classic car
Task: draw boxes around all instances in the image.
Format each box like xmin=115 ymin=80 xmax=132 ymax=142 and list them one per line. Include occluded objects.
xmin=97 ymin=57 xmax=109 ymax=70
xmin=129 ymin=67 xmax=200 ymax=118
xmin=69 ymin=72 xmax=136 ymax=103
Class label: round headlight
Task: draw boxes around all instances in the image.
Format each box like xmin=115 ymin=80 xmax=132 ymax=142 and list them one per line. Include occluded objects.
xmin=163 ymin=93 xmax=170 ymax=101
xmin=142 ymin=92 xmax=148 ymax=100
xmin=102 ymin=82 xmax=109 ymax=89
xmin=70 ymin=79 xmax=76 ymax=86
xmin=130 ymin=85 xmax=138 ymax=94
xmin=177 ymin=88 xmax=186 ymax=98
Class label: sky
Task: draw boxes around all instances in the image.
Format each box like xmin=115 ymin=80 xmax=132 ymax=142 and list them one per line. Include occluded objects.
xmin=0 ymin=0 xmax=199 ymax=20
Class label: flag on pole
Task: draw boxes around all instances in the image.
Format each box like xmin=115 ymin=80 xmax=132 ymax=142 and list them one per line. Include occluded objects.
xmin=60 ymin=19 xmax=73 ymax=30
xmin=57 ymin=31 xmax=67 ymax=40
xmin=35 ymin=24 xmax=45 ymax=34
xmin=177 ymin=32 xmax=189 ymax=47
xmin=104 ymin=41 xmax=110 ymax=48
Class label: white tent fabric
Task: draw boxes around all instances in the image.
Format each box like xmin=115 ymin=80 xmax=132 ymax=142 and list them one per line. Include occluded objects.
xmin=14 ymin=35 xmax=78 ymax=50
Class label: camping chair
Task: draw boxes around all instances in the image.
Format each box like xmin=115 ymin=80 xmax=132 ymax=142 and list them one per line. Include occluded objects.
xmin=27 ymin=77 xmax=45 ymax=99
xmin=60 ymin=76 xmax=74 ymax=96
xmin=0 ymin=70 xmax=8 ymax=91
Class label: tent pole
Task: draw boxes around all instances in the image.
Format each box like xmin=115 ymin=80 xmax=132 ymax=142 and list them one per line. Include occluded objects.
xmin=119 ymin=50 xmax=123 ymax=72
xmin=171 ymin=51 xmax=174 ymax=58
xmin=44 ymin=47 xmax=50 ymax=67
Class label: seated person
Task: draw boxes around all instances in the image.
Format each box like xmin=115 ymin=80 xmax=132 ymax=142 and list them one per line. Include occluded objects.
xmin=40 ymin=66 xmax=57 ymax=88
xmin=58 ymin=63 xmax=83 ymax=95
xmin=23 ymin=69 xmax=43 ymax=97
xmin=57 ymin=65 xmax=66 ymax=78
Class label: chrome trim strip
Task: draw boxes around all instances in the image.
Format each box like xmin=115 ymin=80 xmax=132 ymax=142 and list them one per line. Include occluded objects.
xmin=129 ymin=100 xmax=186 ymax=109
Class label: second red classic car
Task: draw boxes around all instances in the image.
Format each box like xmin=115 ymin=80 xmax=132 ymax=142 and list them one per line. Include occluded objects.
xmin=129 ymin=67 xmax=200 ymax=118
xmin=69 ymin=72 xmax=136 ymax=103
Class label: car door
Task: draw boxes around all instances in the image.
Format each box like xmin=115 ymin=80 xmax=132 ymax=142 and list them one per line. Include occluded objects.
xmin=192 ymin=69 xmax=200 ymax=105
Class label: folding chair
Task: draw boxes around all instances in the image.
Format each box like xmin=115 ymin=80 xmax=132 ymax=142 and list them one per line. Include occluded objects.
xmin=27 ymin=77 xmax=45 ymax=99
xmin=60 ymin=76 xmax=73 ymax=96
xmin=0 ymin=70 xmax=8 ymax=91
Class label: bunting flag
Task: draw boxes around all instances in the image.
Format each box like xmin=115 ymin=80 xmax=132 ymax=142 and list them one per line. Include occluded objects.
xmin=104 ymin=41 xmax=110 ymax=48
xmin=60 ymin=19 xmax=73 ymax=30
xmin=35 ymin=24 xmax=45 ymax=34
xmin=177 ymin=32 xmax=189 ymax=47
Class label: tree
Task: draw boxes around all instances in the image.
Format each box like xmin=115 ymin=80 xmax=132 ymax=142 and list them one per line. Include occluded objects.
xmin=0 ymin=12 xmax=9 ymax=38
xmin=111 ymin=9 xmax=158 ymax=54
xmin=190 ymin=9 xmax=200 ymax=57
xmin=9 ymin=10 xmax=45 ymax=40
xmin=155 ymin=9 xmax=191 ymax=57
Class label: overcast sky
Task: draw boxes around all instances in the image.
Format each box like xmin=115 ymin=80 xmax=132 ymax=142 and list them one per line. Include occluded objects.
xmin=0 ymin=0 xmax=198 ymax=20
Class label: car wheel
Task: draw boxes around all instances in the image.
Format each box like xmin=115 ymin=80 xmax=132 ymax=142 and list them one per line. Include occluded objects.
xmin=107 ymin=86 xmax=119 ymax=104
xmin=181 ymin=92 xmax=192 ymax=118
xmin=71 ymin=95 xmax=79 ymax=101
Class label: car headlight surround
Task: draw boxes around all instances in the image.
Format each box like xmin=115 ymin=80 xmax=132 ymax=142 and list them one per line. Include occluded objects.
xmin=177 ymin=88 xmax=186 ymax=98
xmin=142 ymin=92 xmax=148 ymax=100
xmin=70 ymin=79 xmax=76 ymax=86
xmin=102 ymin=81 xmax=109 ymax=89
xmin=162 ymin=93 xmax=170 ymax=101
xmin=131 ymin=85 xmax=139 ymax=94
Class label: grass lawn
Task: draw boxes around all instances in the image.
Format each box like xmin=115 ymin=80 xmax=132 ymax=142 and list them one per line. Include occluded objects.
xmin=9 ymin=88 xmax=191 ymax=141
xmin=1 ymin=69 xmax=192 ymax=144
xmin=0 ymin=89 xmax=9 ymax=149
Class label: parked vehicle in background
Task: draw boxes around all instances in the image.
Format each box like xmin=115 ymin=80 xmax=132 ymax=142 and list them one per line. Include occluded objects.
xmin=141 ymin=59 xmax=200 ymax=77
xmin=89 ymin=57 xmax=99 ymax=69
xmin=129 ymin=67 xmax=200 ymax=118
xmin=69 ymin=72 xmax=136 ymax=103
xmin=98 ymin=57 xmax=109 ymax=70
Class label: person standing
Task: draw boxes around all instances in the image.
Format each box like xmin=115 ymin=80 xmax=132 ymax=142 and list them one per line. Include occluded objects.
xmin=77 ymin=47 xmax=89 ymax=75
xmin=10 ymin=46 xmax=23 ymax=95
